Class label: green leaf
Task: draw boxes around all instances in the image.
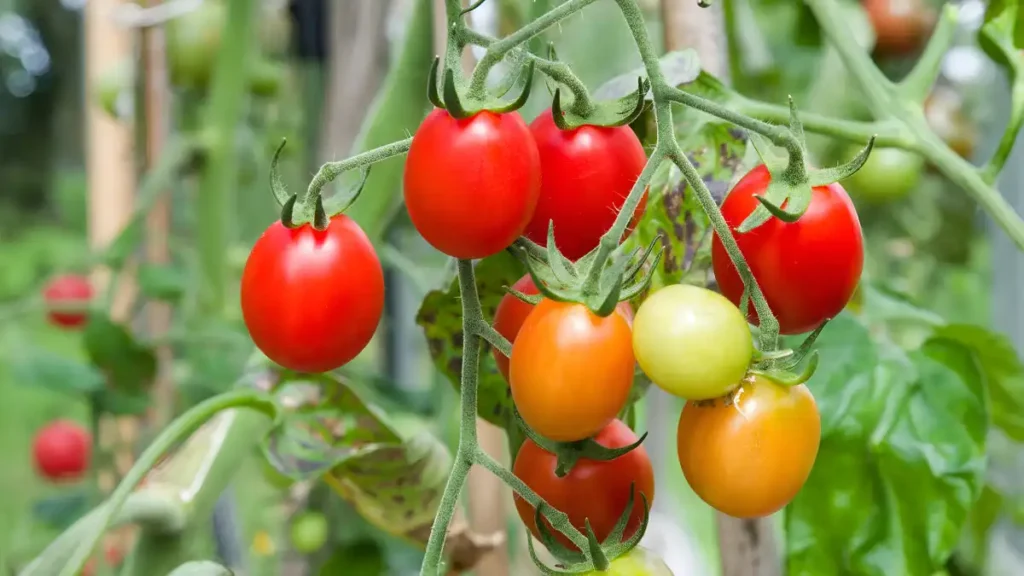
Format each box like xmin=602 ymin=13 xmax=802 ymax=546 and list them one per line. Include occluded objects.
xmin=137 ymin=264 xmax=188 ymax=303
xmin=979 ymin=0 xmax=1024 ymax=84
xmin=415 ymin=251 xmax=524 ymax=429
xmin=83 ymin=315 xmax=157 ymax=395
xmin=7 ymin=346 xmax=105 ymax=396
xmin=94 ymin=388 xmax=151 ymax=416
xmin=166 ymin=561 xmax=234 ymax=576
xmin=958 ymin=484 xmax=1004 ymax=571
xmin=928 ymin=323 xmax=1024 ymax=441
xmin=786 ymin=314 xmax=987 ymax=576
xmin=319 ymin=540 xmax=386 ymax=576
xmin=592 ymin=50 xmax=701 ymax=101
xmin=32 ymin=491 xmax=90 ymax=530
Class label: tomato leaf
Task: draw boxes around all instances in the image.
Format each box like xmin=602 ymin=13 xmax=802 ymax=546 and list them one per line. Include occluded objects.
xmin=137 ymin=263 xmax=188 ymax=303
xmin=83 ymin=315 xmax=157 ymax=395
xmin=31 ymin=491 xmax=90 ymax=530
xmin=165 ymin=561 xmax=233 ymax=576
xmin=6 ymin=346 xmax=105 ymax=396
xmin=786 ymin=314 xmax=987 ymax=575
xmin=319 ymin=540 xmax=386 ymax=576
xmin=592 ymin=50 xmax=700 ymax=101
xmin=416 ymin=251 xmax=524 ymax=429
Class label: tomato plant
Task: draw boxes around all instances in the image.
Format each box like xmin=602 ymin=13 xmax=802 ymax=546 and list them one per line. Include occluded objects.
xmin=240 ymin=215 xmax=384 ymax=373
xmin=523 ymin=109 xmax=649 ymax=260
xmin=403 ymin=109 xmax=540 ymax=259
xmin=290 ymin=511 xmax=329 ymax=554
xmin=42 ymin=274 xmax=93 ymax=329
xmin=583 ymin=547 xmax=674 ymax=576
xmin=842 ymin=145 xmax=924 ymax=204
xmin=492 ymin=274 xmax=633 ymax=384
xmin=676 ymin=374 xmax=820 ymax=518
xmin=711 ymin=164 xmax=864 ymax=335
xmin=925 ymin=86 xmax=977 ymax=161
xmin=632 ymin=284 xmax=752 ymax=400
xmin=863 ymin=0 xmax=935 ymax=56
xmin=509 ymin=299 xmax=635 ymax=442
xmin=33 ymin=420 xmax=91 ymax=481
xmin=166 ymin=0 xmax=224 ymax=88
xmin=513 ymin=419 xmax=654 ymax=549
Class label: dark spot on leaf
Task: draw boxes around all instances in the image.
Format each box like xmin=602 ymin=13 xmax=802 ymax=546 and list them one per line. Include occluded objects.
xmin=662 ymin=185 xmax=683 ymax=221
xmin=405 ymin=508 xmax=415 ymax=521
xmin=658 ymin=231 xmax=679 ymax=274
xmin=672 ymin=222 xmax=686 ymax=242
xmin=427 ymin=338 xmax=444 ymax=358
xmin=392 ymin=494 xmax=406 ymax=505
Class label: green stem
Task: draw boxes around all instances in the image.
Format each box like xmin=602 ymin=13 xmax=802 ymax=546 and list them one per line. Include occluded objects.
xmin=304 ymin=137 xmax=413 ymax=203
xmin=57 ymin=390 xmax=279 ymax=576
xmin=898 ymin=4 xmax=958 ymax=102
xmin=195 ymin=0 xmax=257 ymax=316
xmin=734 ymin=98 xmax=917 ymax=149
xmin=466 ymin=0 xmax=601 ymax=97
xmin=984 ymin=82 xmax=1024 ymax=181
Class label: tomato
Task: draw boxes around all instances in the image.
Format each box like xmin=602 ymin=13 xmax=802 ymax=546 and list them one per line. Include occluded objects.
xmin=94 ymin=60 xmax=133 ymax=120
xmin=492 ymin=274 xmax=633 ymax=384
xmin=513 ymin=420 xmax=654 ymax=549
xmin=166 ymin=1 xmax=224 ymax=88
xmin=248 ymin=59 xmax=284 ymax=98
xmin=510 ymin=300 xmax=635 ymax=442
xmin=842 ymin=145 xmax=924 ymax=204
xmin=863 ymin=0 xmax=935 ymax=56
xmin=925 ymin=86 xmax=977 ymax=160
xmin=523 ymin=109 xmax=649 ymax=261
xmin=290 ymin=511 xmax=329 ymax=554
xmin=404 ymin=109 xmax=540 ymax=259
xmin=241 ymin=215 xmax=384 ymax=373
xmin=584 ymin=547 xmax=674 ymax=576
xmin=677 ymin=374 xmax=820 ymax=518
xmin=33 ymin=420 xmax=91 ymax=481
xmin=632 ymin=284 xmax=752 ymax=400
xmin=710 ymin=164 xmax=864 ymax=335
xmin=42 ymin=274 xmax=93 ymax=329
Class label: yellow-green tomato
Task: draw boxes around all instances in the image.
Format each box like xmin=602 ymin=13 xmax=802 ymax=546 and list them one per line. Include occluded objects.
xmin=584 ymin=547 xmax=674 ymax=576
xmin=632 ymin=284 xmax=752 ymax=400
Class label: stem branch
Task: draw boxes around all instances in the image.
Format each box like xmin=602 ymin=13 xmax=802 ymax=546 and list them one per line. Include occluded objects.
xmin=305 ymin=137 xmax=413 ymax=203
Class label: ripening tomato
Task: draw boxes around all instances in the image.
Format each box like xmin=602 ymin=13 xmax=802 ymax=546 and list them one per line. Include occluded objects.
xmin=510 ymin=300 xmax=635 ymax=442
xmin=584 ymin=547 xmax=675 ymax=576
xmin=492 ymin=274 xmax=633 ymax=384
xmin=632 ymin=284 xmax=752 ymax=400
xmin=241 ymin=215 xmax=384 ymax=373
xmin=513 ymin=420 xmax=654 ymax=549
xmin=677 ymin=374 xmax=820 ymax=518
xmin=711 ymin=164 xmax=864 ymax=335
xmin=842 ymin=145 xmax=924 ymax=204
xmin=33 ymin=420 xmax=91 ymax=481
xmin=864 ymin=0 xmax=935 ymax=56
xmin=404 ymin=109 xmax=540 ymax=259
xmin=523 ymin=109 xmax=649 ymax=260
xmin=43 ymin=274 xmax=93 ymax=329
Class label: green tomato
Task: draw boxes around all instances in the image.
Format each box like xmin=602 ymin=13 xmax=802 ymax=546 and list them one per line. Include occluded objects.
xmin=248 ymin=59 xmax=284 ymax=98
xmin=289 ymin=512 xmax=329 ymax=554
xmin=94 ymin=60 xmax=134 ymax=120
xmin=166 ymin=1 xmax=224 ymax=89
xmin=632 ymin=284 xmax=753 ymax=400
xmin=584 ymin=547 xmax=674 ymax=576
xmin=842 ymin=145 xmax=924 ymax=204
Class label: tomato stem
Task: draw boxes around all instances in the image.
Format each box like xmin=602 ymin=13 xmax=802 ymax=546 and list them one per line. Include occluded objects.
xmin=304 ymin=138 xmax=412 ymax=216
xmin=897 ymin=5 xmax=957 ymax=104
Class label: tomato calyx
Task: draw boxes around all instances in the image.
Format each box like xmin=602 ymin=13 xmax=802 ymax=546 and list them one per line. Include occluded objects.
xmin=511 ymin=231 xmax=661 ymax=317
xmin=515 ymin=409 xmax=648 ymax=477
xmin=528 ymin=484 xmax=650 ymax=574
xmin=426 ymin=56 xmax=535 ymax=119
xmin=551 ymin=76 xmax=650 ymax=130
xmin=269 ymin=139 xmax=370 ymax=231
xmin=737 ymin=99 xmax=876 ymax=234
xmin=748 ymin=321 xmax=828 ymax=386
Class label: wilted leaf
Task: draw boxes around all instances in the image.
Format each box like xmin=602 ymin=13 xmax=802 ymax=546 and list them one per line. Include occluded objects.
xmin=786 ymin=314 xmax=987 ymax=576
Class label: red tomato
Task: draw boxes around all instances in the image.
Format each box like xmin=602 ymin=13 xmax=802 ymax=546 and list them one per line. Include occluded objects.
xmin=863 ymin=0 xmax=935 ymax=56
xmin=513 ymin=419 xmax=654 ymax=549
xmin=42 ymin=274 xmax=92 ymax=329
xmin=492 ymin=274 xmax=633 ymax=384
xmin=510 ymin=300 xmax=635 ymax=442
xmin=404 ymin=109 xmax=540 ymax=259
xmin=523 ymin=109 xmax=649 ymax=261
xmin=710 ymin=165 xmax=864 ymax=335
xmin=33 ymin=420 xmax=91 ymax=481
xmin=241 ymin=215 xmax=384 ymax=373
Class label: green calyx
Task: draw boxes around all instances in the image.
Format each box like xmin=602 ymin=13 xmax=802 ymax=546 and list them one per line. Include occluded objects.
xmin=510 ymin=225 xmax=662 ymax=317
xmin=427 ymin=56 xmax=535 ymax=119
xmin=514 ymin=409 xmax=647 ymax=478
xmin=269 ymin=139 xmax=369 ymax=231
xmin=749 ymin=321 xmax=828 ymax=386
xmin=737 ymin=98 xmax=877 ymax=233
xmin=528 ymin=484 xmax=650 ymax=574
xmin=545 ymin=40 xmax=650 ymax=130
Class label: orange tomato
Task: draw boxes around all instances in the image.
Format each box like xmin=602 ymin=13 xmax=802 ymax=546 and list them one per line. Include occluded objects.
xmin=676 ymin=374 xmax=820 ymax=518
xmin=509 ymin=299 xmax=635 ymax=442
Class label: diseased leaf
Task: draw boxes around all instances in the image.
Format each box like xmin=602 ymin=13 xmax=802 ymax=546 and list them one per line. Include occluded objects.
xmin=786 ymin=314 xmax=987 ymax=576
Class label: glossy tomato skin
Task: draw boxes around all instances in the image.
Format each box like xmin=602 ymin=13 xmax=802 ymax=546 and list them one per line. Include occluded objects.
xmin=677 ymin=375 xmax=820 ymax=518
xmin=711 ymin=164 xmax=864 ymax=335
xmin=513 ymin=420 xmax=655 ymax=549
xmin=632 ymin=284 xmax=752 ymax=400
xmin=33 ymin=420 xmax=91 ymax=481
xmin=864 ymin=0 xmax=935 ymax=56
xmin=510 ymin=300 xmax=635 ymax=442
xmin=241 ymin=215 xmax=384 ymax=373
xmin=492 ymin=274 xmax=633 ymax=384
xmin=404 ymin=109 xmax=540 ymax=259
xmin=524 ymin=109 xmax=649 ymax=261
xmin=43 ymin=274 xmax=93 ymax=329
